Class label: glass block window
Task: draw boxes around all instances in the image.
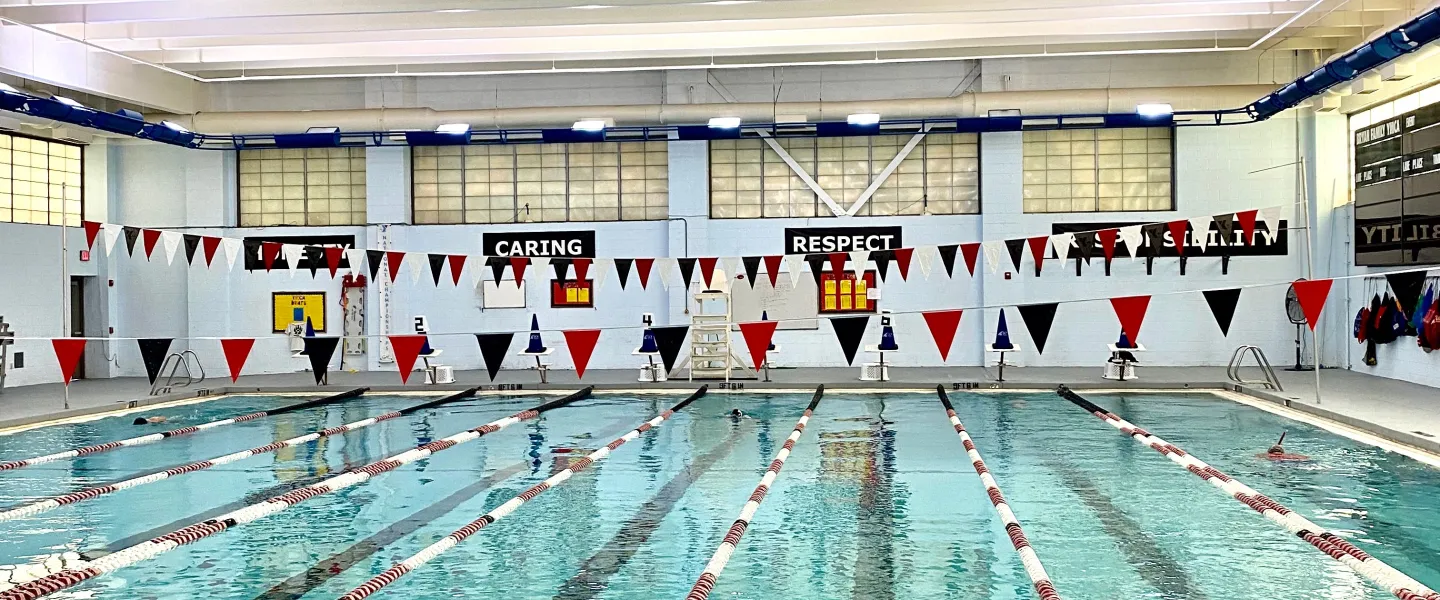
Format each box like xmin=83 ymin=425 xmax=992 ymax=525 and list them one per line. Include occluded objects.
xmin=709 ymin=133 xmax=979 ymax=218
xmin=413 ymin=141 xmax=667 ymax=224
xmin=238 ymin=147 xmax=367 ymax=226
xmin=1022 ymin=128 xmax=1172 ymax=213
xmin=0 ymin=133 xmax=83 ymax=226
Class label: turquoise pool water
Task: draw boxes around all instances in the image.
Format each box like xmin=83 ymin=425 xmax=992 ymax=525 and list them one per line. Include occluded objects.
xmin=0 ymin=389 xmax=1437 ymax=599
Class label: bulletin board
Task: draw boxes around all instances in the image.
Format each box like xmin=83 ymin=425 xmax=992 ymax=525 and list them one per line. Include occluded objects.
xmin=482 ymin=279 xmax=527 ymax=309
xmin=272 ymin=292 xmax=326 ymax=333
xmin=730 ymin=273 xmax=819 ymax=330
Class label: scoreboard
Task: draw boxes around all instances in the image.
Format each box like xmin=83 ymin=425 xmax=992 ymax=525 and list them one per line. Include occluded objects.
xmin=1353 ymin=102 xmax=1440 ymax=266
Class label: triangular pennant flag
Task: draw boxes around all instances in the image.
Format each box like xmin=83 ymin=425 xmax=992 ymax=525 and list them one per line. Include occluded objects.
xmin=784 ymin=255 xmax=804 ymax=288
xmin=220 ymin=338 xmax=255 ymax=383
xmin=82 ymin=221 xmax=101 ymax=250
xmin=742 ymin=256 xmax=762 ymax=288
xmin=1236 ymin=210 xmax=1258 ymax=245
xmin=1291 ymin=279 xmax=1333 ymax=331
xmin=652 ymin=325 xmax=689 ymax=372
xmin=303 ymin=246 xmax=325 ymax=277
xmin=590 ymin=258 xmax=611 ymax=292
xmin=915 ymin=246 xmax=936 ymax=280
xmin=1098 ymin=229 xmax=1118 ymax=275
xmin=572 ymin=258 xmax=591 ymax=283
xmin=1118 ymin=225 xmax=1143 ymax=261
xmin=893 ymin=248 xmax=913 ymax=281
xmin=302 ymin=337 xmax=340 ymax=385
xmin=1073 ymin=231 xmax=1095 ymax=263
xmin=182 ymin=234 xmax=200 ymax=265
xmin=720 ymin=257 xmax=738 ymax=287
xmin=137 ymin=338 xmax=173 ymax=385
xmin=552 ymin=258 xmax=572 ymax=285
xmin=475 ymin=333 xmax=515 ymax=381
xmin=697 ymin=257 xmax=718 ymax=289
xmin=284 ymin=244 xmax=304 ymax=278
xmin=1386 ymin=271 xmax=1428 ymax=318
xmin=1213 ymin=214 xmax=1235 ymax=246
xmin=531 ymin=258 xmax=551 ymax=284
xmin=123 ymin=226 xmax=141 ymax=257
xmin=427 ymin=254 xmax=447 ymax=286
xmin=1203 ymin=288 xmax=1242 ymax=336
xmin=1259 ymin=207 xmax=1282 ymax=242
xmin=982 ymin=241 xmax=1002 ymax=275
xmin=325 ymin=247 xmax=344 ymax=278
xmin=676 ymin=258 xmax=697 ymax=289
xmin=261 ymin=241 xmax=282 ymax=271
xmin=386 ymin=251 xmax=406 ymax=282
xmin=957 ymin=243 xmax=979 ymax=277
xmin=222 ymin=238 xmax=242 ymax=271
xmin=102 ymin=223 xmax=121 ymax=255
xmin=656 ymin=258 xmax=677 ymax=289
xmin=635 ymin=258 xmax=655 ymax=290
xmin=346 ymin=248 xmax=365 ymax=275
xmin=1189 ymin=216 xmax=1213 ymax=252
xmin=738 ymin=321 xmax=779 ymax=371
xmin=484 ymin=257 xmax=506 ymax=285
xmin=827 ymin=252 xmax=847 ymax=276
xmin=1050 ymin=233 xmax=1074 ymax=263
xmin=1027 ymin=236 xmax=1049 ymax=276
xmin=870 ymin=250 xmax=891 ymax=282
xmin=1016 ymin=303 xmax=1059 ymax=355
xmin=563 ymin=329 xmax=602 ymax=379
xmin=763 ymin=256 xmax=783 ymax=287
xmin=366 ymin=250 xmax=385 ymax=280
xmin=1141 ymin=224 xmax=1165 ymax=259
xmin=160 ymin=231 xmax=181 ymax=265
xmin=509 ymin=256 xmax=530 ymax=284
xmin=142 ymin=229 xmax=162 ymax=260
xmin=829 ymin=315 xmax=870 ymax=366
xmin=447 ymin=255 xmax=467 ymax=286
xmin=409 ymin=253 xmax=424 ymax=284
xmin=1167 ymin=220 xmax=1189 ymax=257
xmin=805 ymin=254 xmax=828 ymax=287
xmin=51 ymin=339 xmax=86 ymax=385
xmin=614 ymin=258 xmax=634 ymax=289
xmin=1110 ymin=295 xmax=1151 ymax=345
xmin=1005 ymin=239 xmax=1025 ymax=272
xmin=388 ymin=335 xmax=428 ymax=384
xmin=848 ymin=251 xmax=867 ymax=279
xmin=922 ymin=310 xmax=963 ymax=362
xmin=937 ymin=245 xmax=959 ymax=278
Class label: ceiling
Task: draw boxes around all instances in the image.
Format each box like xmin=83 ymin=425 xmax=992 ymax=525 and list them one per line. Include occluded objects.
xmin=0 ymin=0 xmax=1426 ymax=81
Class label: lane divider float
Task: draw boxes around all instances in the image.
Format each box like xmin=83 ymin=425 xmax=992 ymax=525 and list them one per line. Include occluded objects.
xmin=0 ymin=388 xmax=370 ymax=472
xmin=938 ymin=386 xmax=1060 ymax=600
xmin=1056 ymin=385 xmax=1439 ymax=600
xmin=0 ymin=388 xmax=484 ymax=523
xmin=685 ymin=385 xmax=824 ymax=600
xmin=337 ymin=385 xmax=709 ymax=600
xmin=0 ymin=387 xmax=594 ymax=600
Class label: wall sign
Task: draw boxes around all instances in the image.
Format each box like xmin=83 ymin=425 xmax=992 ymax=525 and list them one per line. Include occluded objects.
xmin=272 ymin=292 xmax=326 ymax=333
xmin=784 ymin=226 xmax=903 ymax=254
xmin=1050 ymin=221 xmax=1288 ymax=257
xmin=243 ymin=235 xmax=354 ymax=271
xmin=1354 ymin=100 xmax=1440 ymax=266
xmin=483 ymin=230 xmax=596 ymax=258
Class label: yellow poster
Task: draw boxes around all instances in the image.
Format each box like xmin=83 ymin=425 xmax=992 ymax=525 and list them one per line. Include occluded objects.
xmin=272 ymin=292 xmax=326 ymax=333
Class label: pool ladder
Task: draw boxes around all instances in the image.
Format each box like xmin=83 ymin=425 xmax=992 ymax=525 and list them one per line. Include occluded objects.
xmin=151 ymin=351 xmax=205 ymax=395
xmin=1227 ymin=345 xmax=1282 ymax=391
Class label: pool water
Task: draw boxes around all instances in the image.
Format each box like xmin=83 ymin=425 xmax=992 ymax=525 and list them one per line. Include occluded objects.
xmin=0 ymin=389 xmax=1438 ymax=599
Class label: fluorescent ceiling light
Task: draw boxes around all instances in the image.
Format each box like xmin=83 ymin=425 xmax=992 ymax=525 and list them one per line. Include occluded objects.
xmin=52 ymin=95 xmax=84 ymax=108
xmin=569 ymin=4 xmax=614 ymax=8
xmin=708 ymin=116 xmax=741 ymax=128
xmin=306 ymin=126 xmax=340 ymax=134
xmin=435 ymin=8 xmax=475 ymax=13
xmin=436 ymin=123 xmax=471 ymax=134
xmin=1136 ymin=103 xmax=1173 ymax=117
xmin=0 ymin=83 xmax=18 ymax=94
xmin=573 ymin=119 xmax=607 ymax=131
xmin=700 ymin=0 xmax=758 ymax=4
xmin=160 ymin=120 xmax=189 ymax=133
xmin=847 ymin=113 xmax=881 ymax=125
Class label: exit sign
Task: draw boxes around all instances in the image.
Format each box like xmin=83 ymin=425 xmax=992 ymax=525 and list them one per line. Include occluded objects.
xmin=79 ymin=250 xmax=90 ymax=262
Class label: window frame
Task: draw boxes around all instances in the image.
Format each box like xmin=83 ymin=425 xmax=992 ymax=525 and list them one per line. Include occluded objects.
xmin=235 ymin=146 xmax=368 ymax=227
xmin=1020 ymin=126 xmax=1176 ymax=214
xmin=0 ymin=131 xmax=85 ymax=226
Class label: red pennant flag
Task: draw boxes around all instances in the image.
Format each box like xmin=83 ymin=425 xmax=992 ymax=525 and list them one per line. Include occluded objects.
xmin=828 ymin=252 xmax=847 ymax=275
xmin=448 ymin=255 xmax=467 ymax=285
xmin=922 ymin=310 xmax=963 ymax=361
xmin=572 ymin=258 xmax=591 ymax=283
xmin=1292 ymin=279 xmax=1334 ymax=331
xmin=763 ymin=255 xmax=783 ymax=287
xmin=892 ymin=248 xmax=913 ymax=281
xmin=262 ymin=241 xmax=282 ymax=271
xmin=1110 ymin=295 xmax=1152 ymax=344
xmin=142 ymin=229 xmax=162 ymax=260
xmin=1099 ymin=229 xmax=1118 ymax=262
xmin=959 ymin=243 xmax=981 ymax=276
xmin=1167 ymin=220 xmax=1189 ymax=256
xmin=1027 ymin=236 xmax=1048 ymax=275
xmin=698 ymin=257 xmax=718 ymax=288
xmin=388 ymin=334 xmax=429 ymax=384
xmin=635 ymin=258 xmax=654 ymax=289
xmin=82 ymin=221 xmax=101 ymax=250
xmin=1236 ymin=209 xmax=1258 ymax=245
xmin=386 ymin=251 xmax=406 ymax=282
xmin=220 ymin=338 xmax=255 ymax=383
xmin=51 ymin=339 xmax=86 ymax=385
xmin=324 ymin=247 xmax=344 ymax=278
xmin=738 ymin=321 xmax=779 ymax=371
xmin=509 ymin=257 xmax=530 ymax=283
xmin=202 ymin=236 xmax=221 ymax=267
xmin=563 ymin=329 xmax=602 ymax=379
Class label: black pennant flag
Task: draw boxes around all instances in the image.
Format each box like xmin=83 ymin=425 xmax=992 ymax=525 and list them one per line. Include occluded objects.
xmin=243 ymin=239 xmax=262 ymax=268
xmin=871 ymin=250 xmax=892 ymax=282
xmin=303 ymin=337 xmax=341 ymax=385
xmin=1016 ymin=303 xmax=1058 ymax=355
xmin=137 ymin=338 xmax=173 ymax=385
xmin=182 ymin=234 xmax=200 ymax=265
xmin=1141 ymin=223 xmax=1165 ymax=258
xmin=614 ymin=258 xmax=633 ymax=289
xmin=742 ymin=256 xmax=762 ymax=288
xmin=552 ymin=258 xmax=572 ymax=285
xmin=653 ymin=326 xmax=689 ymax=372
xmin=1005 ymin=239 xmax=1025 ymax=272
xmin=1386 ymin=271 xmax=1429 ymax=319
xmin=804 ymin=254 xmax=827 ymax=286
xmin=427 ymin=253 xmax=446 ymax=286
xmin=305 ymin=246 xmax=325 ymax=278
xmin=829 ymin=315 xmax=870 ymax=365
xmin=1203 ymin=288 xmax=1242 ymax=336
xmin=486 ymin=256 xmax=507 ymax=285
xmin=366 ymin=250 xmax=384 ymax=280
xmin=1073 ymin=231 xmax=1095 ymax=263
xmin=1213 ymin=214 xmax=1235 ymax=245
xmin=937 ymin=245 xmax=959 ymax=277
xmin=676 ymin=258 xmax=696 ymax=288
xmin=123 ymin=226 xmax=141 ymax=257
xmin=474 ymin=333 xmax=515 ymax=381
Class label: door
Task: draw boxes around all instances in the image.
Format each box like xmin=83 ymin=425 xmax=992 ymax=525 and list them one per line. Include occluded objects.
xmin=69 ymin=277 xmax=85 ymax=380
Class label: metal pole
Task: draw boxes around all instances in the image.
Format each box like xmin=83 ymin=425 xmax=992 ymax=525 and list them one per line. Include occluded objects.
xmin=60 ymin=183 xmax=70 ymax=410
xmin=1298 ymin=158 xmax=1321 ymax=406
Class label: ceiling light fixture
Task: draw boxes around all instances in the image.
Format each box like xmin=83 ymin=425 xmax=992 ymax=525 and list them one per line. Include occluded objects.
xmin=847 ymin=113 xmax=881 ymax=125
xmin=436 ymin=123 xmax=471 ymax=134
xmin=573 ymin=119 xmax=607 ymax=131
xmin=569 ymin=4 xmax=614 ymax=8
xmin=51 ymin=95 xmax=84 ymax=108
xmin=160 ymin=120 xmax=189 ymax=133
xmin=1136 ymin=103 xmax=1173 ymax=117
xmin=708 ymin=116 xmax=741 ymax=128
xmin=435 ymin=8 xmax=476 ymax=13
xmin=700 ymin=0 xmax=759 ymax=4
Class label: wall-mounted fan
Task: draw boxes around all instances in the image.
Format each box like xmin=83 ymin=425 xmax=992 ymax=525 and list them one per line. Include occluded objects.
xmin=1284 ymin=280 xmax=1308 ymax=370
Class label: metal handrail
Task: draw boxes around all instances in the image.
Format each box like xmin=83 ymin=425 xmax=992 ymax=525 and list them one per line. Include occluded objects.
xmin=150 ymin=351 xmax=205 ymax=395
xmin=1227 ymin=345 xmax=1282 ymax=391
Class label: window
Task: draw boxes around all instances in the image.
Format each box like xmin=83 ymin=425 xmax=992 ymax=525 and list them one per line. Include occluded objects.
xmin=412 ymin=141 xmax=668 ymax=224
xmin=1022 ymin=128 xmax=1172 ymax=213
xmin=238 ymin=148 xmax=367 ymax=226
xmin=551 ymin=279 xmax=594 ymax=308
xmin=819 ymin=271 xmax=876 ymax=313
xmin=0 ymin=133 xmax=82 ymax=226
xmin=709 ymin=134 xmax=979 ymax=218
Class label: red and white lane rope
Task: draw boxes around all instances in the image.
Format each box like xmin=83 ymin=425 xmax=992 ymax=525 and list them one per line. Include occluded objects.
xmin=0 ymin=388 xmax=368 ymax=473
xmin=938 ymin=387 xmax=1060 ymax=600
xmin=0 ymin=389 xmax=480 ymax=523
xmin=336 ymin=386 xmax=708 ymax=600
xmin=685 ymin=385 xmax=823 ymax=600
xmin=1057 ymin=386 xmax=1438 ymax=600
xmin=0 ymin=388 xmax=592 ymax=600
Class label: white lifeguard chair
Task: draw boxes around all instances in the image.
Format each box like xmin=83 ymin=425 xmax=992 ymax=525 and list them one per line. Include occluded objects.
xmin=413 ymin=316 xmax=454 ymax=384
xmin=1103 ymin=336 xmax=1145 ymax=382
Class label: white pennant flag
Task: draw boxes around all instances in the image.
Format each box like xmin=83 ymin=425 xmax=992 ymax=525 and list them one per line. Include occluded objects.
xmin=982 ymin=241 xmax=1003 ymax=274
xmin=1188 ymin=216 xmax=1213 ymax=252
xmin=848 ymin=251 xmax=867 ymax=279
xmin=915 ymin=245 xmax=936 ymax=280
xmin=472 ymin=260 xmax=486 ymax=289
xmin=1118 ymin=225 xmax=1144 ymax=262
xmin=409 ymin=253 xmax=424 ymax=284
xmin=719 ymin=257 xmax=738 ymax=287
xmin=222 ymin=238 xmax=242 ymax=271
xmin=346 ymin=248 xmax=365 ymax=275
xmin=1259 ymin=206 xmax=1282 ymax=243
xmin=530 ymin=257 xmax=550 ymax=286
xmin=102 ymin=223 xmax=122 ymax=256
xmin=592 ymin=258 xmax=613 ymax=292
xmin=784 ymin=255 xmax=804 ymax=289
xmin=283 ymin=244 xmax=304 ymax=278
xmin=161 ymin=231 xmax=182 ymax=265
xmin=656 ymin=258 xmax=677 ymax=290
xmin=1049 ymin=232 xmax=1074 ymax=263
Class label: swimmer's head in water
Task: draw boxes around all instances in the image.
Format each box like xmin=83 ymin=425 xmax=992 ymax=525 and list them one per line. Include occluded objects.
xmin=1268 ymin=445 xmax=1285 ymax=455
xmin=730 ymin=409 xmax=744 ymax=417
xmin=133 ymin=417 xmax=148 ymax=425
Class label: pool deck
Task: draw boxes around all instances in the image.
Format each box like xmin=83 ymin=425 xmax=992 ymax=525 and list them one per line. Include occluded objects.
xmin=1 ymin=365 xmax=1435 ymax=455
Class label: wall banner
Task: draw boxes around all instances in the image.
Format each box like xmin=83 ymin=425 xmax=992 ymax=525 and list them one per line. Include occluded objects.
xmin=1050 ymin=221 xmax=1287 ymax=257
xmin=784 ymin=226 xmax=903 ymax=255
xmin=483 ymin=230 xmax=596 ymax=258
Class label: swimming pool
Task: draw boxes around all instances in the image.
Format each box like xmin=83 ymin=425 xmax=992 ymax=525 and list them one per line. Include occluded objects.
xmin=0 ymin=388 xmax=1436 ymax=599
